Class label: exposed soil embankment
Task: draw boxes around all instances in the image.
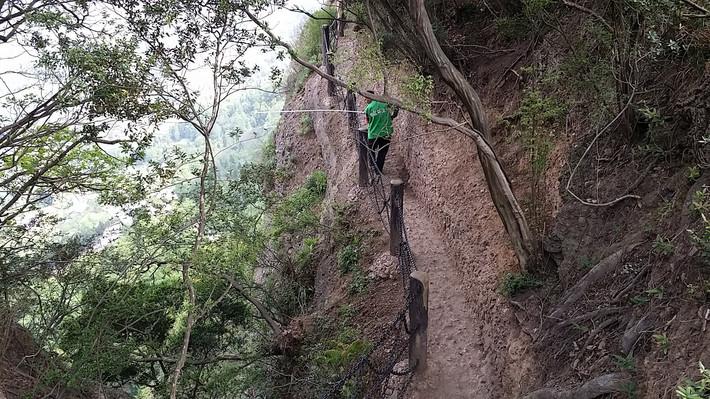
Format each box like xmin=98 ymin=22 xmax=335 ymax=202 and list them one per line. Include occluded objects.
xmin=275 ymin=11 xmax=709 ymax=396
xmin=273 ymin=62 xmax=404 ymax=333
xmin=275 ymin=30 xmax=539 ymax=397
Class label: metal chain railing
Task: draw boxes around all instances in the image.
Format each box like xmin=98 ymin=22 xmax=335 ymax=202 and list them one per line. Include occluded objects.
xmin=316 ymin=20 xmax=425 ymax=399
xmin=319 ymin=129 xmax=419 ymax=399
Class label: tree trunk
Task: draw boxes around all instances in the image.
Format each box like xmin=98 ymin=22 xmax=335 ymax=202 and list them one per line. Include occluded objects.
xmin=408 ymin=0 xmax=536 ymax=270
xmin=224 ymin=275 xmax=283 ymax=336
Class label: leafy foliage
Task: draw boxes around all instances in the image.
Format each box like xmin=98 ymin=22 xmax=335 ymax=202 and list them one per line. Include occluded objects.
xmin=0 ymin=2 xmax=314 ymax=398
xmin=676 ymin=362 xmax=710 ymax=399
xmin=653 ymin=235 xmax=675 ymax=256
xmin=338 ymin=243 xmax=362 ymax=275
xmin=510 ymin=89 xmax=565 ymax=176
xmin=494 ymin=0 xmax=554 ymax=41
xmin=300 ymin=113 xmax=314 ymax=136
xmin=499 ymin=272 xmax=543 ymax=296
xmin=402 ymin=72 xmax=434 ymax=116
xmin=613 ymin=353 xmax=636 ymax=371
xmin=653 ymin=333 xmax=670 ymax=355
xmin=348 ymin=270 xmax=369 ymax=295
xmin=688 ymin=188 xmax=710 ymax=264
xmin=271 ymin=170 xmax=328 ymax=237
xmin=504 ymin=88 xmax=564 ymax=235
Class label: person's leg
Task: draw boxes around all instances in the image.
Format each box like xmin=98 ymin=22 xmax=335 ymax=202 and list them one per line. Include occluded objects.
xmin=367 ymin=138 xmax=379 ymax=174
xmin=376 ymin=138 xmax=390 ymax=174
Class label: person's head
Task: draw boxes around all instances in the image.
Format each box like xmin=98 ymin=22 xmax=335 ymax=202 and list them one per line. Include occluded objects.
xmin=365 ymin=90 xmax=375 ymax=104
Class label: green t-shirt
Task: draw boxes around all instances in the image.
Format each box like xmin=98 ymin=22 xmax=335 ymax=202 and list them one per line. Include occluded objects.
xmin=365 ymin=101 xmax=393 ymax=140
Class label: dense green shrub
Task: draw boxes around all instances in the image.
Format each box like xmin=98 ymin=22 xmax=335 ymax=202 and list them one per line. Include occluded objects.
xmin=271 ymin=170 xmax=327 ymax=236
xmin=499 ymin=272 xmax=542 ymax=296
xmin=348 ymin=270 xmax=368 ymax=295
xmin=337 ymin=243 xmax=361 ymax=275
xmin=676 ymin=362 xmax=710 ymax=398
xmin=300 ymin=113 xmax=314 ymax=136
xmin=305 ymin=170 xmax=327 ymax=197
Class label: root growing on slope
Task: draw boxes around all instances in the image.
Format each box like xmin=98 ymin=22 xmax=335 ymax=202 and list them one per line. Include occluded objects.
xmin=523 ymin=373 xmax=632 ymax=399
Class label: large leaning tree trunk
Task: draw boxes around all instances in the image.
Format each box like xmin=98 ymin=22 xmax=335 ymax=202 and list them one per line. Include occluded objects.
xmin=408 ymin=0 xmax=536 ymax=269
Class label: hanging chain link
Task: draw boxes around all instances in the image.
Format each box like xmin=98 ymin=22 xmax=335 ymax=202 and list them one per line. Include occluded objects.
xmin=317 ymin=25 xmax=420 ymax=399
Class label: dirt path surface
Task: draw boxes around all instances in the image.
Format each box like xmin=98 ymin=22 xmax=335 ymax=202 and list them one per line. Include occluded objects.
xmin=403 ymin=190 xmax=491 ymax=399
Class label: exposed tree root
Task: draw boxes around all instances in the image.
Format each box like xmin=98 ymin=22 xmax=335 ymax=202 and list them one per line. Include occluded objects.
xmin=550 ymin=240 xmax=641 ymax=319
xmin=554 ymin=307 xmax=623 ymax=331
xmin=621 ymin=315 xmax=652 ymax=354
xmin=523 ymin=373 xmax=632 ymax=399
xmin=582 ymin=317 xmax=618 ymax=351
xmin=612 ymin=264 xmax=651 ymax=303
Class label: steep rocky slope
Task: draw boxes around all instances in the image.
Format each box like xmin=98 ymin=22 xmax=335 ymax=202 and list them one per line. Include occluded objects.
xmin=275 ymin=32 xmax=537 ymax=397
xmin=274 ymin=7 xmax=709 ymax=397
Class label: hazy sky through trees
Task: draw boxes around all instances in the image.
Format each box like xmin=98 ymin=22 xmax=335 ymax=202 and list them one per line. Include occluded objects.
xmin=1 ymin=0 xmax=321 ymax=239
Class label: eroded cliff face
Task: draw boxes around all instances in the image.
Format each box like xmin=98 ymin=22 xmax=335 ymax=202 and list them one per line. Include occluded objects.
xmin=273 ymin=31 xmax=540 ymax=398
xmin=275 ymin=13 xmax=710 ymax=396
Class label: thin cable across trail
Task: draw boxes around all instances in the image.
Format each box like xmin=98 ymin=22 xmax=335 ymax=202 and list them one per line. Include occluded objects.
xmin=256 ymin=109 xmax=364 ymax=114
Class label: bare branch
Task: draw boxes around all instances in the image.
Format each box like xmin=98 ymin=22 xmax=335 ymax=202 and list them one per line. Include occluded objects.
xmin=681 ymin=0 xmax=710 ymax=15
xmin=560 ymin=0 xmax=613 ymax=32
xmin=565 ymin=87 xmax=639 ymax=207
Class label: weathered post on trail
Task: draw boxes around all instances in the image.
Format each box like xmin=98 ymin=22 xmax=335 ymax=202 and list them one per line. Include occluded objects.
xmin=337 ymin=1 xmax=345 ymax=37
xmin=346 ymin=90 xmax=357 ymax=131
xmin=320 ymin=24 xmax=329 ymax=69
xmin=320 ymin=24 xmax=336 ymax=97
xmin=409 ymin=271 xmax=429 ymax=372
xmin=347 ymin=91 xmax=368 ymax=188
xmin=357 ymin=127 xmax=369 ymax=187
xmin=390 ymin=179 xmax=404 ymax=256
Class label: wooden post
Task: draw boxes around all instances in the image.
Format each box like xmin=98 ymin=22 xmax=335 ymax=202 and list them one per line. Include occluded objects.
xmin=390 ymin=179 xmax=404 ymax=256
xmin=337 ymin=1 xmax=345 ymax=37
xmin=357 ymin=127 xmax=369 ymax=188
xmin=347 ymin=91 xmax=368 ymax=188
xmin=409 ymin=271 xmax=429 ymax=373
xmin=321 ymin=24 xmax=336 ymax=97
xmin=320 ymin=24 xmax=329 ymax=69
xmin=346 ymin=90 xmax=357 ymax=131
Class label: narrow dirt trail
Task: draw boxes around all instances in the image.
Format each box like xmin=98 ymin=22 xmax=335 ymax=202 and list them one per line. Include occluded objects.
xmin=402 ymin=189 xmax=491 ymax=399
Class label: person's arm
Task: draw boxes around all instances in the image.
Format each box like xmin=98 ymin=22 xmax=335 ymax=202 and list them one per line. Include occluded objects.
xmin=390 ymin=106 xmax=399 ymax=120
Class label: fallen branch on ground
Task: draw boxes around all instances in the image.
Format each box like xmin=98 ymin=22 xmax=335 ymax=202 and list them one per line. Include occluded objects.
xmin=554 ymin=307 xmax=624 ymax=330
xmin=561 ymin=0 xmax=613 ymax=31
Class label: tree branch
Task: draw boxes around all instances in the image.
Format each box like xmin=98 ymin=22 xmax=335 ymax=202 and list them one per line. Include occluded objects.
xmin=560 ymin=0 xmax=613 ymax=32
xmin=223 ymin=274 xmax=283 ymax=336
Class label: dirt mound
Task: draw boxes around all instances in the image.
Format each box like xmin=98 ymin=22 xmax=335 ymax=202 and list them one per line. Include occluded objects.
xmin=1 ymin=315 xmax=129 ymax=399
xmin=1 ymin=319 xmax=42 ymax=398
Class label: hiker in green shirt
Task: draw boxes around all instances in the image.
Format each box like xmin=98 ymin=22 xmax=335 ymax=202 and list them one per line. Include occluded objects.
xmin=364 ymin=91 xmax=399 ymax=176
